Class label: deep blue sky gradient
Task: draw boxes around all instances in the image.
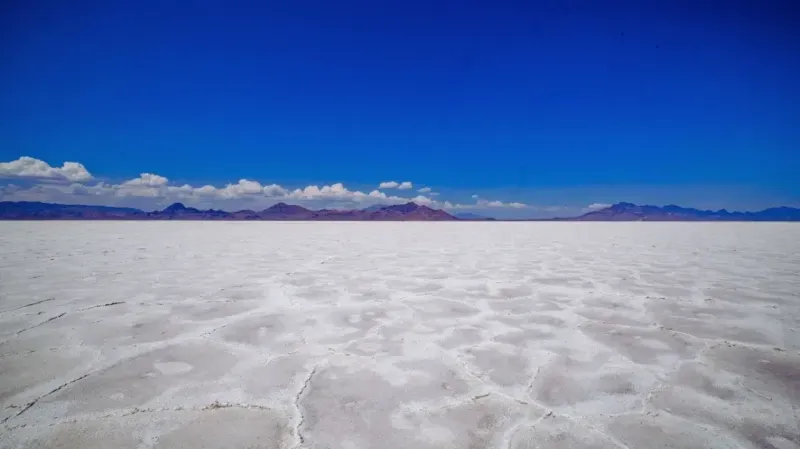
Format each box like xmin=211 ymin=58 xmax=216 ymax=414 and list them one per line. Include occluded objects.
xmin=2 ymin=0 xmax=798 ymax=208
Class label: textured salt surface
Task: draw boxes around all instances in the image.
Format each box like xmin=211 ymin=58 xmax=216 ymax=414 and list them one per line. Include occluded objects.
xmin=0 ymin=222 xmax=798 ymax=449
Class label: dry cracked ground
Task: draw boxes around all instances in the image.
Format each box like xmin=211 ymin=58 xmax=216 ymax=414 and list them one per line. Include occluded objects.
xmin=0 ymin=222 xmax=798 ymax=449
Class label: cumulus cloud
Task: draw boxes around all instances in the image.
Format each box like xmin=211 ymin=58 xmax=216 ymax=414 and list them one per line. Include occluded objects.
xmin=408 ymin=195 xmax=435 ymax=205
xmin=216 ymin=179 xmax=287 ymax=198
xmin=107 ymin=175 xmax=290 ymax=202
xmin=368 ymin=190 xmax=388 ymax=198
xmin=105 ymin=175 xmax=410 ymax=208
xmin=587 ymin=203 xmax=612 ymax=210
xmin=289 ymin=183 xmax=356 ymax=200
xmin=379 ymin=181 xmax=412 ymax=190
xmin=0 ymin=156 xmax=93 ymax=182
xmin=0 ymin=155 xmax=543 ymax=214
xmin=122 ymin=173 xmax=169 ymax=187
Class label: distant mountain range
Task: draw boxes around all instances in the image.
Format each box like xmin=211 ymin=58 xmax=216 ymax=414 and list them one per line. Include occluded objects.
xmin=0 ymin=201 xmax=457 ymax=221
xmin=0 ymin=201 xmax=798 ymax=221
xmin=567 ymin=202 xmax=800 ymax=221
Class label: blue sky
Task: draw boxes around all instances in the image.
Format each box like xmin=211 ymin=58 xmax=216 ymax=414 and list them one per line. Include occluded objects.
xmin=1 ymin=0 xmax=798 ymax=217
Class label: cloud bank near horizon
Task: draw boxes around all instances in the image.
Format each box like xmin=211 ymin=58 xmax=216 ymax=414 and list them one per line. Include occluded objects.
xmin=0 ymin=156 xmax=584 ymax=217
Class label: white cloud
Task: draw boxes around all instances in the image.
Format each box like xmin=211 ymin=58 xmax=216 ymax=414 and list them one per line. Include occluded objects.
xmin=289 ymin=183 xmax=350 ymax=200
xmin=115 ymin=183 xmax=160 ymax=198
xmin=0 ymin=156 xmax=93 ymax=182
xmin=368 ymin=190 xmax=387 ymax=198
xmin=284 ymin=183 xmax=412 ymax=208
xmin=587 ymin=203 xmax=611 ymax=210
xmin=409 ymin=195 xmax=434 ymax=205
xmin=186 ymin=185 xmax=218 ymax=197
xmin=471 ymin=194 xmax=479 ymax=199
xmin=112 ymin=176 xmax=290 ymax=202
xmin=122 ymin=173 xmax=169 ymax=187
xmin=379 ymin=180 xmax=412 ymax=190
xmin=113 ymin=173 xmax=171 ymax=198
xmin=216 ymin=179 xmax=287 ymax=198
xmin=2 ymin=177 xmax=418 ymax=211
xmin=0 ymin=155 xmax=544 ymax=214
xmin=262 ymin=184 xmax=287 ymax=197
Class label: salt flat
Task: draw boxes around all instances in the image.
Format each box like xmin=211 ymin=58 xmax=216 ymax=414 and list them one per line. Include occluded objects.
xmin=0 ymin=222 xmax=798 ymax=449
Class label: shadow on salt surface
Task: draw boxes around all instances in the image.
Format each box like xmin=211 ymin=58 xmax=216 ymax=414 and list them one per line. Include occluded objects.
xmin=5 ymin=408 xmax=292 ymax=449
xmin=317 ymin=306 xmax=395 ymax=344
xmin=706 ymin=344 xmax=800 ymax=407
xmin=239 ymin=354 xmax=313 ymax=407
xmin=60 ymin=303 xmax=198 ymax=349
xmin=660 ymin=315 xmax=777 ymax=346
xmin=491 ymin=327 xmax=556 ymax=347
xmin=576 ymin=305 xmax=653 ymax=327
xmin=648 ymin=358 xmax=800 ymax=449
xmin=0 ymin=344 xmax=95 ymax=408
xmin=648 ymin=299 xmax=781 ymax=347
xmin=34 ymin=342 xmax=238 ymax=421
xmin=580 ymin=321 xmax=702 ymax=365
xmin=408 ymin=297 xmax=484 ymax=322
xmin=153 ymin=408 xmax=292 ymax=449
xmin=0 ymin=315 xmax=100 ymax=412
xmin=169 ymin=299 xmax=261 ymax=322
xmin=437 ymin=326 xmax=485 ymax=350
xmin=604 ymin=412 xmax=753 ymax=449
xmin=343 ymin=330 xmax=407 ymax=357
xmin=212 ymin=313 xmax=313 ymax=355
xmin=528 ymin=352 xmax=658 ymax=417
xmin=0 ymin=313 xmax=49 ymax=339
xmin=463 ymin=344 xmax=531 ymax=388
xmin=509 ymin=414 xmax=620 ymax=449
xmin=298 ymin=359 xmax=540 ymax=449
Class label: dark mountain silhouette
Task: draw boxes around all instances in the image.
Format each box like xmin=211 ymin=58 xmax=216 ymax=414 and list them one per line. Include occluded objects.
xmin=0 ymin=201 xmax=457 ymax=221
xmin=0 ymin=201 xmax=144 ymax=219
xmin=570 ymin=202 xmax=800 ymax=221
xmin=146 ymin=202 xmax=230 ymax=219
xmin=2 ymin=201 xmax=798 ymax=221
xmin=361 ymin=204 xmax=389 ymax=212
xmin=366 ymin=203 xmax=456 ymax=221
xmin=257 ymin=202 xmax=315 ymax=220
xmin=162 ymin=202 xmax=192 ymax=213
